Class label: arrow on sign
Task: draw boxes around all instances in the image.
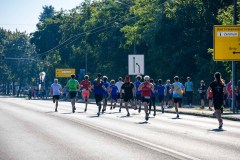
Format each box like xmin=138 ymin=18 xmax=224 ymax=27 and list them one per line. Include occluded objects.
xmin=233 ymin=51 xmax=240 ymax=54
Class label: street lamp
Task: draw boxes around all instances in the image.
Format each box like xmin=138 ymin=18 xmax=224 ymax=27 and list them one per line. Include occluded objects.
xmin=116 ymin=1 xmax=137 ymax=55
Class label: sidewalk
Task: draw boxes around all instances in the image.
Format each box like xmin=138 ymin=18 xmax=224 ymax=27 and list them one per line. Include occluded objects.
xmin=161 ymin=105 xmax=240 ymax=121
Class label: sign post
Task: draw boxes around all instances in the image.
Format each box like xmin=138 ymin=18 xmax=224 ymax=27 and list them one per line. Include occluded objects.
xmin=214 ymin=25 xmax=240 ymax=113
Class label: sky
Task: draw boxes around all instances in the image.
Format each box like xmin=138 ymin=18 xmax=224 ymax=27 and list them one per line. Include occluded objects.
xmin=0 ymin=0 xmax=84 ymax=34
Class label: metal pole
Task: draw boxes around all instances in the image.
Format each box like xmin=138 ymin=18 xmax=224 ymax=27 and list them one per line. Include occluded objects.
xmin=232 ymin=0 xmax=237 ymax=113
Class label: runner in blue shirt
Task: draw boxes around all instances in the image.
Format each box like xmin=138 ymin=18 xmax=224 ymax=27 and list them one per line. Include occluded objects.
xmin=92 ymin=73 xmax=106 ymax=116
xmin=109 ymin=80 xmax=118 ymax=110
xmin=134 ymin=75 xmax=142 ymax=113
xmin=102 ymin=76 xmax=110 ymax=113
xmin=156 ymin=79 xmax=165 ymax=114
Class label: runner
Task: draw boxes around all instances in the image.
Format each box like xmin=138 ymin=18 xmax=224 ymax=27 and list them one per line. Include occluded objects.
xmin=156 ymin=79 xmax=165 ymax=114
xmin=120 ymin=75 xmax=135 ymax=117
xmin=115 ymin=77 xmax=124 ymax=112
xmin=66 ymin=74 xmax=79 ymax=113
xmin=207 ymin=88 xmax=213 ymax=111
xmin=138 ymin=75 xmax=154 ymax=121
xmin=172 ymin=76 xmax=184 ymax=118
xmin=198 ymin=80 xmax=206 ymax=109
xmin=165 ymin=80 xmax=173 ymax=108
xmin=109 ymin=80 xmax=118 ymax=110
xmin=134 ymin=75 xmax=142 ymax=113
xmin=92 ymin=73 xmax=105 ymax=116
xmin=235 ymin=80 xmax=240 ymax=112
xmin=102 ymin=76 xmax=110 ymax=113
xmin=149 ymin=79 xmax=156 ymax=116
xmin=50 ymin=79 xmax=62 ymax=112
xmin=207 ymin=72 xmax=226 ymax=129
xmin=185 ymin=77 xmax=193 ymax=107
xmin=80 ymin=75 xmax=91 ymax=112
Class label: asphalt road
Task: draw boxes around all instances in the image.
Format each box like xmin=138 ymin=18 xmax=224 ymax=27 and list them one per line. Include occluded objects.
xmin=0 ymin=97 xmax=240 ymax=160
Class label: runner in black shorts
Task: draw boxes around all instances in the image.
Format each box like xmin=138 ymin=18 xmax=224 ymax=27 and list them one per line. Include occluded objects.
xmin=208 ymin=72 xmax=226 ymax=129
xmin=120 ymin=76 xmax=135 ymax=117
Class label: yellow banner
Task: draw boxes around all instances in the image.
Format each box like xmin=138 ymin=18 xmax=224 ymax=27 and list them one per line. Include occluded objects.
xmin=56 ymin=68 xmax=75 ymax=78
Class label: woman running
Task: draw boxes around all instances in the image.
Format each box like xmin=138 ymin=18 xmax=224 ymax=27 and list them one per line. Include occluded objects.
xmin=207 ymin=72 xmax=226 ymax=129
xmin=109 ymin=80 xmax=118 ymax=110
xmin=80 ymin=75 xmax=91 ymax=112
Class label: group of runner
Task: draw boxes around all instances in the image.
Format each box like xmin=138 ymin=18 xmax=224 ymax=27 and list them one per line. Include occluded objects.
xmin=50 ymin=72 xmax=226 ymax=129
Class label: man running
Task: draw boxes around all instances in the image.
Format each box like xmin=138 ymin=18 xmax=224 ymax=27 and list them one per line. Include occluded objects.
xmin=92 ymin=73 xmax=105 ymax=116
xmin=50 ymin=79 xmax=62 ymax=112
xmin=115 ymin=77 xmax=124 ymax=112
xmin=66 ymin=74 xmax=79 ymax=113
xmin=165 ymin=80 xmax=173 ymax=108
xmin=102 ymin=76 xmax=110 ymax=113
xmin=138 ymin=75 xmax=154 ymax=121
xmin=207 ymin=72 xmax=226 ymax=129
xmin=156 ymin=79 xmax=165 ymax=114
xmin=80 ymin=75 xmax=91 ymax=112
xmin=172 ymin=76 xmax=184 ymax=118
xmin=109 ymin=80 xmax=118 ymax=110
xmin=134 ymin=75 xmax=142 ymax=112
xmin=120 ymin=76 xmax=135 ymax=117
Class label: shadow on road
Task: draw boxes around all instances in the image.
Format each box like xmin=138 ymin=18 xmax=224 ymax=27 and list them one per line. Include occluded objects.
xmin=61 ymin=112 xmax=73 ymax=114
xmin=208 ymin=128 xmax=226 ymax=132
xmin=45 ymin=111 xmax=55 ymax=114
xmin=136 ymin=121 xmax=149 ymax=124
xmin=88 ymin=115 xmax=100 ymax=118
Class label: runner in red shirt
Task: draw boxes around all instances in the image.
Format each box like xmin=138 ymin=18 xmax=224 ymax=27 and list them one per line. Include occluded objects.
xmin=138 ymin=75 xmax=154 ymax=121
xmin=80 ymin=75 xmax=91 ymax=112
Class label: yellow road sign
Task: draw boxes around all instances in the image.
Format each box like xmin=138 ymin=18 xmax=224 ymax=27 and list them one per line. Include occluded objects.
xmin=56 ymin=68 xmax=75 ymax=78
xmin=214 ymin=25 xmax=240 ymax=61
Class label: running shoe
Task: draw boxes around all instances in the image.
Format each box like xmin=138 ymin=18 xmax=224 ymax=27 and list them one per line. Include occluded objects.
xmin=97 ymin=112 xmax=100 ymax=117
xmin=176 ymin=114 xmax=179 ymax=118
xmin=55 ymin=108 xmax=57 ymax=112
xmin=219 ymin=123 xmax=223 ymax=129
xmin=145 ymin=113 xmax=149 ymax=121
xmin=102 ymin=108 xmax=106 ymax=114
xmin=153 ymin=112 xmax=156 ymax=116
xmin=119 ymin=108 xmax=121 ymax=112
xmin=126 ymin=112 xmax=130 ymax=117
xmin=110 ymin=107 xmax=112 ymax=110
xmin=138 ymin=107 xmax=141 ymax=113
xmin=162 ymin=107 xmax=164 ymax=114
xmin=84 ymin=108 xmax=87 ymax=112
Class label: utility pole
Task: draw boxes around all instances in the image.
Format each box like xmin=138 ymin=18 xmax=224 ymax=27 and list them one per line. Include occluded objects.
xmin=232 ymin=0 xmax=237 ymax=113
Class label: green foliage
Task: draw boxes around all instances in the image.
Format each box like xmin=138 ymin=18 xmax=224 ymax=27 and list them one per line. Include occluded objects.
xmin=1 ymin=0 xmax=240 ymax=93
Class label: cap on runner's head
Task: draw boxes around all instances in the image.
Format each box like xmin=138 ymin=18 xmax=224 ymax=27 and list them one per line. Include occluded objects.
xmin=84 ymin=75 xmax=89 ymax=79
xmin=110 ymin=79 xmax=115 ymax=84
xmin=136 ymin=75 xmax=142 ymax=80
xmin=144 ymin=75 xmax=150 ymax=81
xmin=103 ymin=76 xmax=108 ymax=81
xmin=71 ymin=74 xmax=75 ymax=79
xmin=54 ymin=78 xmax=58 ymax=83
xmin=118 ymin=77 xmax=122 ymax=81
xmin=174 ymin=76 xmax=179 ymax=81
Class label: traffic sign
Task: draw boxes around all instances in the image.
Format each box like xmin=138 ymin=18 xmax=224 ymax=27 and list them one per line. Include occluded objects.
xmin=214 ymin=25 xmax=240 ymax=61
xmin=56 ymin=68 xmax=75 ymax=78
xmin=128 ymin=55 xmax=144 ymax=75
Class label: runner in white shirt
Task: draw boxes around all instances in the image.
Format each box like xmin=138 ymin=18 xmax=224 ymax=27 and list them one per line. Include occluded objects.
xmin=115 ymin=77 xmax=124 ymax=112
xmin=50 ymin=79 xmax=62 ymax=112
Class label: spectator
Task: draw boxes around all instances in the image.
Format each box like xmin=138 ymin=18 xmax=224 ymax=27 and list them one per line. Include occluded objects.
xmin=198 ymin=80 xmax=206 ymax=109
xmin=226 ymin=80 xmax=232 ymax=109
xmin=185 ymin=77 xmax=193 ymax=107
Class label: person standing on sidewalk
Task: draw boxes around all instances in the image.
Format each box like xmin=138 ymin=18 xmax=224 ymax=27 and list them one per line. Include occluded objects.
xmin=172 ymin=76 xmax=184 ymax=118
xmin=198 ymin=80 xmax=206 ymax=109
xmin=50 ymin=79 xmax=62 ymax=112
xmin=185 ymin=77 xmax=193 ymax=107
xmin=207 ymin=72 xmax=226 ymax=129
xmin=80 ymin=75 xmax=91 ymax=112
xmin=67 ymin=74 xmax=80 ymax=113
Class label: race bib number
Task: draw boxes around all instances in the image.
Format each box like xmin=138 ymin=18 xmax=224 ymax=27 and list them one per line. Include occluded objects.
xmin=144 ymin=96 xmax=150 ymax=99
